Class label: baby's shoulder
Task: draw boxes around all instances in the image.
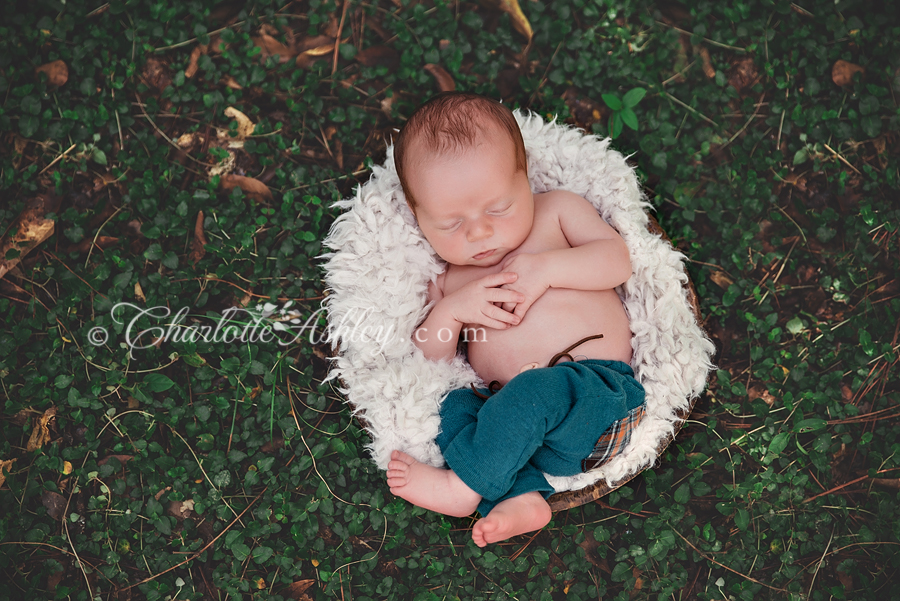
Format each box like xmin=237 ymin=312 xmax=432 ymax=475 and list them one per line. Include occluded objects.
xmin=534 ymin=188 xmax=593 ymax=210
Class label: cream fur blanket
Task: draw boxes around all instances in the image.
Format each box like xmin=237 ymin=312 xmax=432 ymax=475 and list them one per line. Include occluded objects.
xmin=321 ymin=110 xmax=715 ymax=495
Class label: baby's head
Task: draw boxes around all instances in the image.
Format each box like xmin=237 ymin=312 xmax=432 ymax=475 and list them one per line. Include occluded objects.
xmin=394 ymin=92 xmax=534 ymax=267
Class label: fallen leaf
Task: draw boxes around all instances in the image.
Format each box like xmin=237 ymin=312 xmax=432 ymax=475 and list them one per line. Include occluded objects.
xmin=748 ymin=384 xmax=775 ymax=407
xmin=66 ymin=236 xmax=119 ymax=254
xmin=223 ymin=106 xmax=256 ymax=140
xmin=481 ymin=0 xmax=533 ymax=40
xmin=221 ymin=75 xmax=243 ymax=90
xmin=0 ymin=194 xmax=61 ymax=281
xmin=355 ymin=46 xmax=400 ymax=70
xmin=41 ymin=490 xmax=67 ymax=520
xmin=27 ymin=407 xmax=57 ymax=452
xmin=46 ymin=559 xmax=66 ymax=590
xmin=0 ymin=458 xmax=16 ymax=488
xmin=142 ymin=57 xmax=172 ymax=94
xmin=709 ymin=270 xmax=734 ymax=289
xmin=831 ymin=60 xmax=864 ymax=86
xmin=698 ymin=46 xmax=715 ymax=79
xmin=423 ymin=63 xmax=455 ymax=92
xmin=189 ymin=211 xmax=208 ymax=266
xmin=185 ymin=45 xmax=205 ymax=79
xmin=836 ymin=568 xmax=853 ymax=591
xmin=35 ymin=60 xmax=69 ymax=87
xmin=282 ymin=579 xmax=316 ymax=600
xmin=135 ymin=281 xmax=146 ymax=303
xmin=62 ymin=461 xmax=73 ymax=475
xmin=220 ymin=174 xmax=272 ymax=203
xmin=261 ymin=438 xmax=285 ymax=453
xmin=871 ymin=478 xmax=900 ymax=490
xmin=296 ymin=35 xmax=335 ymax=53
xmin=296 ymin=42 xmax=336 ymax=69
xmin=98 ymin=454 xmax=134 ymax=467
xmin=728 ymin=56 xmax=759 ymax=93
xmin=256 ymin=578 xmax=266 ymax=590
xmin=167 ymin=498 xmax=195 ymax=520
xmin=253 ymin=33 xmax=295 ymax=63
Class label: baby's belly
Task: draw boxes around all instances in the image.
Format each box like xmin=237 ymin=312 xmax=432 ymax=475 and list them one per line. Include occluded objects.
xmin=465 ymin=289 xmax=633 ymax=386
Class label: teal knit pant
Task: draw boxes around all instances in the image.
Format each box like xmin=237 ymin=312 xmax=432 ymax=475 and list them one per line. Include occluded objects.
xmin=436 ymin=359 xmax=645 ymax=516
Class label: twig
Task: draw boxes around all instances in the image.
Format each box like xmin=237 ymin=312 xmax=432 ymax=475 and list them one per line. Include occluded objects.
xmin=654 ymin=21 xmax=747 ymax=52
xmin=528 ymin=41 xmax=564 ymax=107
xmin=807 ymin=526 xmax=835 ymax=596
xmin=823 ymin=143 xmax=862 ymax=175
xmin=664 ymin=92 xmax=719 ymax=128
xmin=38 ymin=143 xmax=77 ymax=175
xmin=153 ymin=23 xmax=246 ymax=52
xmin=670 ymin=528 xmax=787 ymax=592
xmin=720 ymin=93 xmax=766 ymax=152
xmin=123 ymin=487 xmax=266 ymax=590
xmin=332 ymin=0 xmax=351 ymax=75
xmin=661 ymin=60 xmax=696 ymax=86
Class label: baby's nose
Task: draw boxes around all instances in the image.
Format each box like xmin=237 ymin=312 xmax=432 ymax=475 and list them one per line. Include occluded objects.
xmin=467 ymin=220 xmax=493 ymax=242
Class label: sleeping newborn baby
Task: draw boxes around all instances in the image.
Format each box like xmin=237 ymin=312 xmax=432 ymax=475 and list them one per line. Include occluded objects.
xmin=387 ymin=92 xmax=645 ymax=547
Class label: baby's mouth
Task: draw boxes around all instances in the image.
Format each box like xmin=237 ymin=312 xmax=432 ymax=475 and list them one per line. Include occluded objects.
xmin=473 ymin=249 xmax=495 ymax=260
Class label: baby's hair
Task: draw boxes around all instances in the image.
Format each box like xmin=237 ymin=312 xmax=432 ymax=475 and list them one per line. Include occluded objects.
xmin=394 ymin=92 xmax=527 ymax=212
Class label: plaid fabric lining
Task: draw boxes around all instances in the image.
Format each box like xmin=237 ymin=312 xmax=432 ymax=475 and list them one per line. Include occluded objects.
xmin=581 ymin=404 xmax=646 ymax=472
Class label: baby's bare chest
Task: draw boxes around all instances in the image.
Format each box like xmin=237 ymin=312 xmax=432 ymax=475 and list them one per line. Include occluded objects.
xmin=443 ymin=208 xmax=569 ymax=294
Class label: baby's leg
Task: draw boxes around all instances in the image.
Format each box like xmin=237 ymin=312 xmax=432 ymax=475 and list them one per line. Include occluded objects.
xmin=472 ymin=492 xmax=552 ymax=548
xmin=387 ymin=450 xmax=481 ymax=518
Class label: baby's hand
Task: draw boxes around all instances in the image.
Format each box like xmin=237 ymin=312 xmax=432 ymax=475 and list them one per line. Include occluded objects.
xmin=498 ymin=253 xmax=550 ymax=319
xmin=444 ymin=272 xmax=524 ymax=330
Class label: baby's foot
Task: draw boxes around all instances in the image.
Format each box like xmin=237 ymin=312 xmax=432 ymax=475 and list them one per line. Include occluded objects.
xmin=387 ymin=450 xmax=481 ymax=518
xmin=472 ymin=492 xmax=552 ymax=547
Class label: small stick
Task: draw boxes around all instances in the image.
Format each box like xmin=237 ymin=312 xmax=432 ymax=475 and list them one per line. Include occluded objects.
xmin=823 ymin=143 xmax=862 ymax=175
xmin=333 ymin=0 xmax=351 ymax=75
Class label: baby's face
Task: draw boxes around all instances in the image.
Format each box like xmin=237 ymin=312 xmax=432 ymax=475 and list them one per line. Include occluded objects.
xmin=407 ymin=131 xmax=533 ymax=267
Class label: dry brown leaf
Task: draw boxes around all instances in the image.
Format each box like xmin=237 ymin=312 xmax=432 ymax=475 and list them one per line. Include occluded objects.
xmin=142 ymin=57 xmax=172 ymax=93
xmin=185 ymin=46 xmax=204 ymax=79
xmin=297 ymin=35 xmax=335 ymax=53
xmin=296 ymin=48 xmax=332 ymax=69
xmin=26 ymin=407 xmax=56 ymax=452
xmin=223 ymin=106 xmax=256 ymax=140
xmin=220 ymin=174 xmax=272 ymax=203
xmin=709 ymin=270 xmax=734 ymax=289
xmin=189 ymin=211 xmax=208 ymax=266
xmin=483 ymin=0 xmax=533 ymax=40
xmin=355 ymin=46 xmax=400 ymax=70
xmin=872 ymin=478 xmax=900 ymax=490
xmin=423 ymin=63 xmax=455 ymax=92
xmin=282 ymin=580 xmax=316 ymax=600
xmin=698 ymin=46 xmax=715 ymax=79
xmin=66 ymin=236 xmax=119 ymax=254
xmin=221 ymin=75 xmax=243 ymax=90
xmin=748 ymin=385 xmax=775 ymax=407
xmin=0 ymin=194 xmax=61 ymax=281
xmin=0 ymin=459 xmax=16 ymax=488
xmin=35 ymin=60 xmax=69 ymax=87
xmin=42 ymin=490 xmax=67 ymax=520
xmin=168 ymin=498 xmax=195 ymax=520
xmin=832 ymin=60 xmax=865 ymax=86
xmin=134 ymin=281 xmax=146 ymax=303
xmin=253 ymin=33 xmax=295 ymax=63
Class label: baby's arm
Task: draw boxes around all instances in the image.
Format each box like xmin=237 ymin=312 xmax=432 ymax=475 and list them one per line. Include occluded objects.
xmin=413 ymin=271 xmax=525 ymax=363
xmin=500 ymin=192 xmax=631 ymax=317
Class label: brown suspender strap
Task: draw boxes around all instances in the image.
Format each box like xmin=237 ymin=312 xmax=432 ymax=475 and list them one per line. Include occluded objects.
xmin=468 ymin=333 xmax=604 ymax=398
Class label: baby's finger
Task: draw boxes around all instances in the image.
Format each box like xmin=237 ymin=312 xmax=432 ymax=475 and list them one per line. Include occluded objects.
xmin=487 ymin=286 xmax=525 ymax=304
xmin=479 ymin=271 xmax=518 ymax=288
xmin=485 ymin=304 xmax=520 ymax=326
